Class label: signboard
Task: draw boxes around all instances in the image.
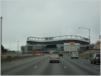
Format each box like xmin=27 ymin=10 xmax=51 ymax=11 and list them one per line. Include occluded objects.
xmin=69 ymin=42 xmax=75 ymax=45
xmin=64 ymin=42 xmax=80 ymax=52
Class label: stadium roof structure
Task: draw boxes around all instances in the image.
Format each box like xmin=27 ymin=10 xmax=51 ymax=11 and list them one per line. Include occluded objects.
xmin=27 ymin=35 xmax=90 ymax=44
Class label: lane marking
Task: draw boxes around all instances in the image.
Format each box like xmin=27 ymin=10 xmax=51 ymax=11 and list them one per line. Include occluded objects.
xmin=34 ymin=65 xmax=38 ymax=69
xmin=64 ymin=66 xmax=67 ymax=69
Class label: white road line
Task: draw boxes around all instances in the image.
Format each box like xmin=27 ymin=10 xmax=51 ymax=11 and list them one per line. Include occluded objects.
xmin=64 ymin=66 xmax=67 ymax=69
xmin=34 ymin=65 xmax=38 ymax=69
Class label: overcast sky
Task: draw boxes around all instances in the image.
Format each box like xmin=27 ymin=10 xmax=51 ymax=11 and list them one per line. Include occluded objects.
xmin=0 ymin=0 xmax=100 ymax=51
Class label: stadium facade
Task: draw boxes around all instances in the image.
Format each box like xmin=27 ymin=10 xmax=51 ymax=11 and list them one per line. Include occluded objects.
xmin=21 ymin=35 xmax=90 ymax=54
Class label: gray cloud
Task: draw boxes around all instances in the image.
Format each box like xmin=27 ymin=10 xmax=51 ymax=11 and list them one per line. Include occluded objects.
xmin=1 ymin=0 xmax=100 ymax=50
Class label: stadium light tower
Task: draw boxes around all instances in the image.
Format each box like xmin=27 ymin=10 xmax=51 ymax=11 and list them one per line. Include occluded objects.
xmin=78 ymin=27 xmax=91 ymax=44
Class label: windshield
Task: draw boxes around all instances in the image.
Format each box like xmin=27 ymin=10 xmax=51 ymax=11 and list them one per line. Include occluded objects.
xmin=1 ymin=0 xmax=100 ymax=75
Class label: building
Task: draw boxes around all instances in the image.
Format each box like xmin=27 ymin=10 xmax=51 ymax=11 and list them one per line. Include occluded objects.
xmin=94 ymin=41 xmax=100 ymax=50
xmin=21 ymin=35 xmax=90 ymax=54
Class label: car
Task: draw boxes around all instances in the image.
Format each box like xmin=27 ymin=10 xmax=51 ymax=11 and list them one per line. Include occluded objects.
xmin=49 ymin=54 xmax=60 ymax=63
xmin=58 ymin=53 xmax=63 ymax=58
xmin=90 ymin=53 xmax=100 ymax=64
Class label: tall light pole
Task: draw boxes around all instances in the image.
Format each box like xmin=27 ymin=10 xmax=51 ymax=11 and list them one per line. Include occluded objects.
xmin=0 ymin=16 xmax=2 ymax=44
xmin=17 ymin=40 xmax=20 ymax=51
xmin=17 ymin=40 xmax=19 ymax=56
xmin=78 ymin=27 xmax=91 ymax=44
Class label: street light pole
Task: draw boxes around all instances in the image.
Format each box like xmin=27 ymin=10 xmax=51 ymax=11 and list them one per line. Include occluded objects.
xmin=0 ymin=16 xmax=2 ymax=44
xmin=17 ymin=40 xmax=19 ymax=56
xmin=78 ymin=27 xmax=91 ymax=44
xmin=88 ymin=28 xmax=91 ymax=44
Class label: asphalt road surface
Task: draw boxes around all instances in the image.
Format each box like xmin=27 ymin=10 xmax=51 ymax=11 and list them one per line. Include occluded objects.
xmin=1 ymin=55 xmax=100 ymax=75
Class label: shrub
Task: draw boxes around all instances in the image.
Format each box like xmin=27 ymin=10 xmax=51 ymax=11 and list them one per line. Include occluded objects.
xmin=7 ymin=56 xmax=12 ymax=61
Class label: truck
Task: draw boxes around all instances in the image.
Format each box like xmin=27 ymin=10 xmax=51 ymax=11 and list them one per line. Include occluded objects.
xmin=71 ymin=51 xmax=79 ymax=59
xmin=64 ymin=42 xmax=80 ymax=59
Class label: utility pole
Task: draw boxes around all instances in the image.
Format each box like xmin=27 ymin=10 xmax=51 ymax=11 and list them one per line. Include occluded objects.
xmin=0 ymin=16 xmax=2 ymax=44
xmin=17 ymin=40 xmax=19 ymax=56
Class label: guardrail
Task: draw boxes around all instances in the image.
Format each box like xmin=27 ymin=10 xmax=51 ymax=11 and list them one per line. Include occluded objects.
xmin=27 ymin=35 xmax=90 ymax=43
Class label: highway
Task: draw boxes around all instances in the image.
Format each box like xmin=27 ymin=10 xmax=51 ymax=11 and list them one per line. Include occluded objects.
xmin=1 ymin=55 xmax=100 ymax=75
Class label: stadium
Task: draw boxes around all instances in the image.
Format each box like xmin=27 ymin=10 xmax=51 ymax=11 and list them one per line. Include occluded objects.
xmin=21 ymin=35 xmax=90 ymax=54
